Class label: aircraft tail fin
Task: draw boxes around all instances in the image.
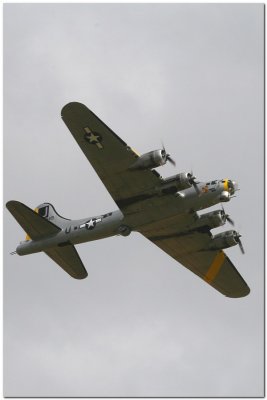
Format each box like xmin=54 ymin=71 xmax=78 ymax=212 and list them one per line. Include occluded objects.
xmin=6 ymin=200 xmax=61 ymax=241
xmin=35 ymin=202 xmax=70 ymax=228
xmin=45 ymin=245 xmax=88 ymax=279
xmin=6 ymin=201 xmax=88 ymax=279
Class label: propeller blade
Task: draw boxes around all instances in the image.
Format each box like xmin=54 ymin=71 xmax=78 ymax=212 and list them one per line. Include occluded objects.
xmin=192 ymin=181 xmax=200 ymax=194
xmin=166 ymin=155 xmax=176 ymax=167
xmin=221 ymin=204 xmax=235 ymax=226
xmin=160 ymin=142 xmax=176 ymax=166
xmin=235 ymin=232 xmax=245 ymax=254
xmin=190 ymin=170 xmax=196 ymax=180
xmin=238 ymin=239 xmax=245 ymax=254
xmin=226 ymin=215 xmax=235 ymax=226
xmin=188 ymin=171 xmax=200 ymax=194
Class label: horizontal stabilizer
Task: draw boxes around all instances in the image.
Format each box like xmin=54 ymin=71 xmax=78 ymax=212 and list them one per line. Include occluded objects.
xmin=6 ymin=200 xmax=61 ymax=240
xmin=45 ymin=245 xmax=88 ymax=279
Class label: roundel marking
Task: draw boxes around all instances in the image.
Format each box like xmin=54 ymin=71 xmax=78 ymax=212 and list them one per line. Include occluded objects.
xmin=83 ymin=127 xmax=103 ymax=149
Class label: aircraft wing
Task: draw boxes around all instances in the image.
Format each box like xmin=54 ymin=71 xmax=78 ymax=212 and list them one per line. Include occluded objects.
xmin=61 ymin=102 xmax=163 ymax=209
xmin=45 ymin=244 xmax=88 ymax=279
xmin=140 ymin=226 xmax=250 ymax=298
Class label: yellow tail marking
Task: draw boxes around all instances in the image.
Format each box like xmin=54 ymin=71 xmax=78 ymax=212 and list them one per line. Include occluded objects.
xmin=204 ymin=251 xmax=225 ymax=283
xmin=25 ymin=208 xmax=38 ymax=241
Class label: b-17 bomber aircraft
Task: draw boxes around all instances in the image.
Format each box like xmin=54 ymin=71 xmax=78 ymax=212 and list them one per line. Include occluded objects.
xmin=6 ymin=102 xmax=250 ymax=298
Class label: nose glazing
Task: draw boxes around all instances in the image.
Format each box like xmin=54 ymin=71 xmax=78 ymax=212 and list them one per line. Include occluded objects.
xmin=228 ymin=180 xmax=238 ymax=195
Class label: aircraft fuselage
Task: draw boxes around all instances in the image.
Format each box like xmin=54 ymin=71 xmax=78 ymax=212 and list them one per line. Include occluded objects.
xmin=16 ymin=178 xmax=236 ymax=256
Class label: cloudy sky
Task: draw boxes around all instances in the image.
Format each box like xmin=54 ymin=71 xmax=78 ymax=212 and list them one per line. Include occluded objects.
xmin=3 ymin=3 xmax=264 ymax=397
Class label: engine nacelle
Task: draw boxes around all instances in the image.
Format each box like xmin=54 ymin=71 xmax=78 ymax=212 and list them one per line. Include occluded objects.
xmin=220 ymin=190 xmax=230 ymax=202
xmin=159 ymin=172 xmax=193 ymax=194
xmin=192 ymin=210 xmax=226 ymax=230
xmin=129 ymin=150 xmax=166 ymax=170
xmin=209 ymin=230 xmax=239 ymax=250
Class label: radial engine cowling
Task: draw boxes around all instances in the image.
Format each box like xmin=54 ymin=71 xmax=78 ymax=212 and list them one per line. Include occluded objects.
xmin=220 ymin=191 xmax=230 ymax=202
xmin=209 ymin=230 xmax=240 ymax=251
xmin=129 ymin=150 xmax=167 ymax=170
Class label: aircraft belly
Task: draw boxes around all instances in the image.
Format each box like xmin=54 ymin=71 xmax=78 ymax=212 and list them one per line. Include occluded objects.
xmin=70 ymin=222 xmax=120 ymax=245
xmin=134 ymin=212 xmax=196 ymax=235
xmin=121 ymin=184 xmax=221 ymax=230
xmin=70 ymin=211 xmax=123 ymax=244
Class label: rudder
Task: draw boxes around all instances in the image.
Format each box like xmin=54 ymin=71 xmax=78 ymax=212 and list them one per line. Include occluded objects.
xmin=35 ymin=203 xmax=70 ymax=229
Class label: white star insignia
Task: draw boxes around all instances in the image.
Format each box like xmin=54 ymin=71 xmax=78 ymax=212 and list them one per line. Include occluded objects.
xmin=79 ymin=217 xmax=102 ymax=230
xmin=86 ymin=219 xmax=96 ymax=229
xmin=84 ymin=127 xmax=103 ymax=149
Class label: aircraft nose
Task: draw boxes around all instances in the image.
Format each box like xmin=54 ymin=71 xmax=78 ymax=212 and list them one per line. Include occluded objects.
xmin=228 ymin=180 xmax=238 ymax=195
xmin=232 ymin=181 xmax=238 ymax=192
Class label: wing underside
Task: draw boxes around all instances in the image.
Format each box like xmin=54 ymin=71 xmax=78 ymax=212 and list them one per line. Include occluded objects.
xmin=141 ymin=226 xmax=250 ymax=298
xmin=61 ymin=102 xmax=190 ymax=228
xmin=61 ymin=102 xmax=249 ymax=296
xmin=61 ymin=102 xmax=162 ymax=204
xmin=45 ymin=245 xmax=88 ymax=279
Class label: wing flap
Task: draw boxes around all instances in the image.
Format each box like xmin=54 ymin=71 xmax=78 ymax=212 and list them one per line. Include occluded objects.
xmin=6 ymin=200 xmax=61 ymax=240
xmin=45 ymin=244 xmax=88 ymax=279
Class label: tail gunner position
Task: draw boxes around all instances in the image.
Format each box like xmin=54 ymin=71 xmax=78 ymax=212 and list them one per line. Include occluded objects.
xmin=7 ymin=103 xmax=249 ymax=298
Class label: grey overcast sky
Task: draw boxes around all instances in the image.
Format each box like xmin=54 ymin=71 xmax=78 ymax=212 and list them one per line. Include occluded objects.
xmin=3 ymin=3 xmax=264 ymax=397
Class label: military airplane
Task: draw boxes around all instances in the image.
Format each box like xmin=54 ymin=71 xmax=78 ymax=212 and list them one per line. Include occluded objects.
xmin=6 ymin=102 xmax=250 ymax=298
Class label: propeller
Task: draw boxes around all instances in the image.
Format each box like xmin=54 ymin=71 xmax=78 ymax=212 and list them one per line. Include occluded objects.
xmin=161 ymin=143 xmax=176 ymax=167
xmin=166 ymin=154 xmax=176 ymax=167
xmin=221 ymin=204 xmax=235 ymax=226
xmin=235 ymin=232 xmax=245 ymax=254
xmin=188 ymin=171 xmax=200 ymax=194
